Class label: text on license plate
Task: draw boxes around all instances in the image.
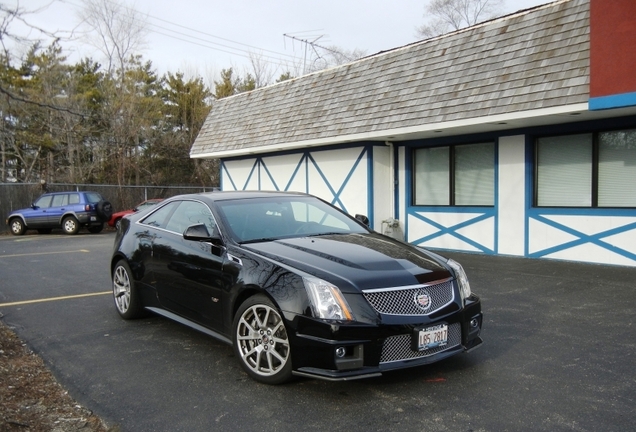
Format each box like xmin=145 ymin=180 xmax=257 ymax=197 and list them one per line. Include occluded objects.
xmin=418 ymin=324 xmax=448 ymax=350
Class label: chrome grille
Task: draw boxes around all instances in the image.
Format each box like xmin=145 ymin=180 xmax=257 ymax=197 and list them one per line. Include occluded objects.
xmin=380 ymin=323 xmax=462 ymax=364
xmin=362 ymin=279 xmax=454 ymax=316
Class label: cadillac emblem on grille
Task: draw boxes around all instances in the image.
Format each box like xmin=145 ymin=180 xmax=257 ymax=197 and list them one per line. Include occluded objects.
xmin=415 ymin=291 xmax=432 ymax=311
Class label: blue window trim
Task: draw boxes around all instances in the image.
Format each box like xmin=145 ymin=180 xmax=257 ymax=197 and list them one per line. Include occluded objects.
xmin=525 ymin=134 xmax=636 ymax=262
xmin=404 ymin=140 xmax=498 ymax=255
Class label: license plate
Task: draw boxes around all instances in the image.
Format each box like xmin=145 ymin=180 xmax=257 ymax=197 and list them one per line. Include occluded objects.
xmin=90 ymin=216 xmax=97 ymax=221
xmin=417 ymin=324 xmax=448 ymax=351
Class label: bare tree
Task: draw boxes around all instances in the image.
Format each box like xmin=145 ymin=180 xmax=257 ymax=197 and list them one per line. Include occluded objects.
xmin=247 ymin=52 xmax=276 ymax=89
xmin=78 ymin=0 xmax=148 ymax=76
xmin=416 ymin=0 xmax=504 ymax=39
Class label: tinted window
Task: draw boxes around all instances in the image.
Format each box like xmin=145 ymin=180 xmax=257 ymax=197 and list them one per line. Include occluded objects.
xmin=141 ymin=202 xmax=180 ymax=229
xmin=164 ymin=201 xmax=216 ymax=235
xmin=216 ymin=196 xmax=367 ymax=243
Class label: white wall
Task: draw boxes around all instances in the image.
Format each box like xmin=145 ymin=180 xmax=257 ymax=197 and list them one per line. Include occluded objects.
xmin=497 ymin=135 xmax=526 ymax=256
xmin=373 ymin=145 xmax=392 ymax=232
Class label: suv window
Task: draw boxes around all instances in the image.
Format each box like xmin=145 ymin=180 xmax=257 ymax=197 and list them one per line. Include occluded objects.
xmin=69 ymin=193 xmax=80 ymax=204
xmin=34 ymin=195 xmax=53 ymax=208
xmin=51 ymin=194 xmax=69 ymax=207
xmin=85 ymin=192 xmax=103 ymax=204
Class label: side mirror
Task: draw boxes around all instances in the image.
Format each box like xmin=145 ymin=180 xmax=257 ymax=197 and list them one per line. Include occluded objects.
xmin=31 ymin=203 xmax=38 ymax=209
xmin=355 ymin=214 xmax=370 ymax=226
xmin=183 ymin=223 xmax=224 ymax=246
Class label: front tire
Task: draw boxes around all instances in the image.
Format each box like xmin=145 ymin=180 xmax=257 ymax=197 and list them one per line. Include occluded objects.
xmin=112 ymin=260 xmax=145 ymax=319
xmin=233 ymin=294 xmax=292 ymax=384
xmin=9 ymin=218 xmax=26 ymax=235
xmin=62 ymin=216 xmax=80 ymax=235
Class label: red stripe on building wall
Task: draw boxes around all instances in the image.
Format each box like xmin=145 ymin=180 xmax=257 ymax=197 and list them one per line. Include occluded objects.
xmin=590 ymin=0 xmax=636 ymax=98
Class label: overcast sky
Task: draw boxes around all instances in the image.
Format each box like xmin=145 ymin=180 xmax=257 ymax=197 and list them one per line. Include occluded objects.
xmin=10 ymin=0 xmax=551 ymax=80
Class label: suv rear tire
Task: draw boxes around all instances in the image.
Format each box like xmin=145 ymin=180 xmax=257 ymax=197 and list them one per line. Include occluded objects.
xmin=62 ymin=216 xmax=80 ymax=235
xmin=88 ymin=223 xmax=104 ymax=234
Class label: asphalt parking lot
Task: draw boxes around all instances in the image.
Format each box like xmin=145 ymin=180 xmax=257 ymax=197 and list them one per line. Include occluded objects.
xmin=0 ymin=231 xmax=635 ymax=432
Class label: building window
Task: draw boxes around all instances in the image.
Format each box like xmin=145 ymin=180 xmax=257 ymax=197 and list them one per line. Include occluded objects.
xmin=535 ymin=129 xmax=636 ymax=208
xmin=413 ymin=143 xmax=495 ymax=206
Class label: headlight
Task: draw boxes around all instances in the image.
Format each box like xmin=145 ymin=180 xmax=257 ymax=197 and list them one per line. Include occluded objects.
xmin=447 ymin=259 xmax=471 ymax=302
xmin=303 ymin=276 xmax=355 ymax=321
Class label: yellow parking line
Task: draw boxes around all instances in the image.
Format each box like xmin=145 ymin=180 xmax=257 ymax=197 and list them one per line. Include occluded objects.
xmin=0 ymin=249 xmax=90 ymax=258
xmin=0 ymin=291 xmax=111 ymax=307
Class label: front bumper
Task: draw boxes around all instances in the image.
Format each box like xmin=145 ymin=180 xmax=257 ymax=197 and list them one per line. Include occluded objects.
xmin=288 ymin=296 xmax=482 ymax=381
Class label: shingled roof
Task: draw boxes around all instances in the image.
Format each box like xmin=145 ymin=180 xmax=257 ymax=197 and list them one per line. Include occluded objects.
xmin=191 ymin=0 xmax=589 ymax=159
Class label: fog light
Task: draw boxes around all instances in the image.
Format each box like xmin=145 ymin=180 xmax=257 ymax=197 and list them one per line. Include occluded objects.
xmin=335 ymin=347 xmax=346 ymax=358
xmin=470 ymin=319 xmax=479 ymax=328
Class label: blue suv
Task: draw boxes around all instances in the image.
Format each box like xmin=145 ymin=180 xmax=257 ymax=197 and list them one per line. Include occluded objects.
xmin=6 ymin=191 xmax=113 ymax=235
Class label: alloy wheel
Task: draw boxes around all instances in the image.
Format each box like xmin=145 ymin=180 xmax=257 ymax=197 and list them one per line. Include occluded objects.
xmin=236 ymin=303 xmax=290 ymax=378
xmin=113 ymin=265 xmax=131 ymax=314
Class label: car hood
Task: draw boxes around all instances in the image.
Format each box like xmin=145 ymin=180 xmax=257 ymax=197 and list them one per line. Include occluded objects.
xmin=241 ymin=233 xmax=452 ymax=293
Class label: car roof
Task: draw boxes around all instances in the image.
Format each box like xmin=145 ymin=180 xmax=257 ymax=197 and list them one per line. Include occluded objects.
xmin=43 ymin=191 xmax=99 ymax=195
xmin=169 ymin=190 xmax=310 ymax=203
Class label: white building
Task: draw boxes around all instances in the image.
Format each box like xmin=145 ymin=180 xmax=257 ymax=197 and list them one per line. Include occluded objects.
xmin=191 ymin=0 xmax=636 ymax=267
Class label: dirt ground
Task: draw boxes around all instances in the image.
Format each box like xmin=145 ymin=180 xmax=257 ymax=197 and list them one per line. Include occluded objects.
xmin=0 ymin=319 xmax=115 ymax=432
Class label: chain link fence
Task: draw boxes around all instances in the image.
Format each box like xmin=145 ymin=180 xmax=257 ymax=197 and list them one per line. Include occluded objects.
xmin=0 ymin=183 xmax=218 ymax=234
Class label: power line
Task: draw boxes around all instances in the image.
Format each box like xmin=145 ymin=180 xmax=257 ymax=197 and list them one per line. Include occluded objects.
xmin=63 ymin=0 xmax=301 ymax=69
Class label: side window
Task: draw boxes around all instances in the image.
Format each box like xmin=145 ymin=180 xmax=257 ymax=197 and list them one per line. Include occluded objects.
xmin=34 ymin=195 xmax=52 ymax=209
xmin=165 ymin=201 xmax=216 ymax=235
xmin=51 ymin=194 xmax=69 ymax=207
xmin=85 ymin=193 xmax=102 ymax=204
xmin=68 ymin=193 xmax=80 ymax=204
xmin=413 ymin=142 xmax=495 ymax=206
xmin=535 ymin=129 xmax=636 ymax=208
xmin=141 ymin=202 xmax=180 ymax=229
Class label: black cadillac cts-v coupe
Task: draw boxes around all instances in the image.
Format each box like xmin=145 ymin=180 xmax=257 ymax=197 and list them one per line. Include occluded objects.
xmin=111 ymin=191 xmax=483 ymax=384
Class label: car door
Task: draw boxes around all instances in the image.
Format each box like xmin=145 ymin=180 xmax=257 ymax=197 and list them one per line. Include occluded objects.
xmin=46 ymin=193 xmax=70 ymax=225
xmin=151 ymin=200 xmax=227 ymax=329
xmin=24 ymin=195 xmax=53 ymax=228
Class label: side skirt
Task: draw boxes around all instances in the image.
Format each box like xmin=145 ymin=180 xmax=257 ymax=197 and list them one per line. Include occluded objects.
xmin=146 ymin=307 xmax=232 ymax=345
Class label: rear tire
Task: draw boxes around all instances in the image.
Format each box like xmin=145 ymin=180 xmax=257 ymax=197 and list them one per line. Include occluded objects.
xmin=88 ymin=223 xmax=104 ymax=234
xmin=112 ymin=260 xmax=146 ymax=319
xmin=9 ymin=218 xmax=26 ymax=236
xmin=62 ymin=216 xmax=80 ymax=235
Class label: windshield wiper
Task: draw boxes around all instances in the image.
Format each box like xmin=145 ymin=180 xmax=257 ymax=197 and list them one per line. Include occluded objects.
xmin=240 ymin=237 xmax=280 ymax=244
xmin=305 ymin=232 xmax=348 ymax=237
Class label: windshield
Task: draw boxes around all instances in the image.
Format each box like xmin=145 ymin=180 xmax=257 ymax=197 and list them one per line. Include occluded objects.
xmin=215 ymin=196 xmax=369 ymax=243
